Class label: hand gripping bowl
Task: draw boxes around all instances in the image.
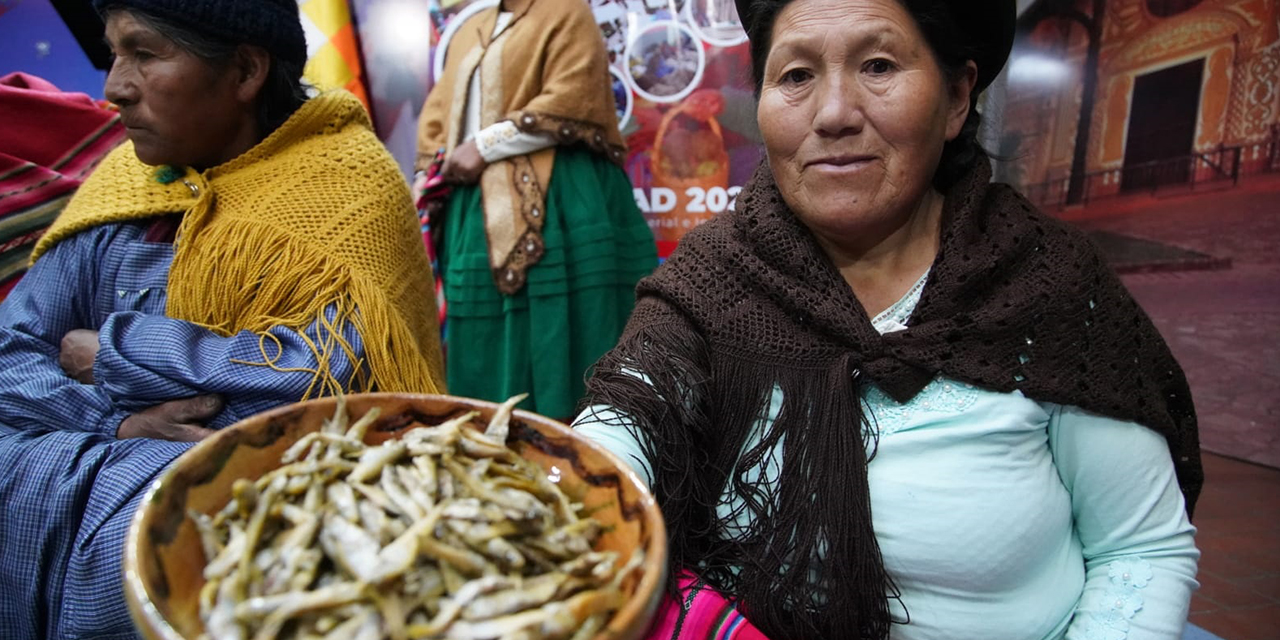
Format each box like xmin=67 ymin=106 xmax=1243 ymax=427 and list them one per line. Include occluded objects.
xmin=124 ymin=393 xmax=667 ymax=639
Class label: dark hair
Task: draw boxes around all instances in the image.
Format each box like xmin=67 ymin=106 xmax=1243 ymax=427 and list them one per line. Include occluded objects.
xmin=108 ymin=6 xmax=310 ymax=137
xmin=744 ymin=0 xmax=985 ymax=190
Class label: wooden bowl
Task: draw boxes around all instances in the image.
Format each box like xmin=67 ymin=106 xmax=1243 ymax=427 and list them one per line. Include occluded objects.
xmin=124 ymin=393 xmax=667 ymax=640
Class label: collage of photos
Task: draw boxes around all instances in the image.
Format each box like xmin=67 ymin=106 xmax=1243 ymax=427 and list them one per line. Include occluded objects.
xmin=592 ymin=0 xmax=761 ymax=253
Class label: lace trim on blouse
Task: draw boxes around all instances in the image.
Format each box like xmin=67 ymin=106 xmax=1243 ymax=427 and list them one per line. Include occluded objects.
xmin=863 ymin=378 xmax=981 ymax=436
xmin=870 ymin=268 xmax=930 ymax=334
xmin=865 ymin=269 xmax=982 ymax=435
xmin=1079 ymin=557 xmax=1154 ymax=639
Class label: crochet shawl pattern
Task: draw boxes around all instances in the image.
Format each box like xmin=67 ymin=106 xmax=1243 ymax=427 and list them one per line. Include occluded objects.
xmin=34 ymin=90 xmax=446 ymax=398
xmin=583 ymin=156 xmax=1201 ymax=639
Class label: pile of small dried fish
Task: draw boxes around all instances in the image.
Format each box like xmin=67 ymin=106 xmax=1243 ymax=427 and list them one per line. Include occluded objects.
xmin=192 ymin=395 xmax=642 ymax=640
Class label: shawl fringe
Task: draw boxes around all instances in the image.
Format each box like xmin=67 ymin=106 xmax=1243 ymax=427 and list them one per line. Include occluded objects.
xmin=584 ymin=307 xmax=899 ymax=639
xmin=166 ymin=213 xmax=436 ymax=395
xmin=583 ymin=153 xmax=1200 ymax=639
xmin=37 ymin=90 xmax=445 ymax=400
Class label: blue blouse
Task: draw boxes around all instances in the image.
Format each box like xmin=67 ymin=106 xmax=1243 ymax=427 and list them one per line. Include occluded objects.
xmin=0 ymin=219 xmax=366 ymax=638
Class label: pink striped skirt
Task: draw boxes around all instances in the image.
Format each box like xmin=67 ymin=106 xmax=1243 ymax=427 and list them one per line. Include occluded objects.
xmin=641 ymin=573 xmax=770 ymax=640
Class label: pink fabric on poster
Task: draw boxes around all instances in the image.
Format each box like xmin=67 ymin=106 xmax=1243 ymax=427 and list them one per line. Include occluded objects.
xmin=642 ymin=573 xmax=771 ymax=640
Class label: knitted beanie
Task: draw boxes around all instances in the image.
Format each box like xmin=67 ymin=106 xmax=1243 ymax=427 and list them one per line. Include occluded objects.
xmin=93 ymin=0 xmax=307 ymax=69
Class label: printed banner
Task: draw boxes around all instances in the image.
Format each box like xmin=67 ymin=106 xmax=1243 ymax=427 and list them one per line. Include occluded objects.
xmin=300 ymin=0 xmax=371 ymax=111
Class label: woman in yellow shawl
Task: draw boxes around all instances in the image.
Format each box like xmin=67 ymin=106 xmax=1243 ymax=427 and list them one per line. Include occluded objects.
xmin=417 ymin=0 xmax=657 ymax=420
xmin=0 ymin=1 xmax=443 ymax=636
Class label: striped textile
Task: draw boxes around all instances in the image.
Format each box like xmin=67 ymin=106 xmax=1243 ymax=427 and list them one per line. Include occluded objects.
xmin=419 ymin=201 xmax=448 ymax=347
xmin=644 ymin=573 xmax=771 ymax=640
xmin=416 ymin=153 xmax=451 ymax=352
xmin=0 ymin=72 xmax=124 ymax=301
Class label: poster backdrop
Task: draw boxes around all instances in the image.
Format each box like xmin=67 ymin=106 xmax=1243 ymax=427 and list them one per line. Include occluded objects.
xmin=999 ymin=0 xmax=1279 ymax=208
xmin=579 ymin=0 xmax=763 ymax=257
xmin=353 ymin=0 xmax=764 ymax=258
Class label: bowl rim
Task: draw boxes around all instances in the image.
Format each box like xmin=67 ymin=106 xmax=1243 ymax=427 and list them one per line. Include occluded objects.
xmin=123 ymin=392 xmax=669 ymax=640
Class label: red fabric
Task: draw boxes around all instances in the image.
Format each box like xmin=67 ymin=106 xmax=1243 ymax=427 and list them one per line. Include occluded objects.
xmin=0 ymin=72 xmax=120 ymax=169
xmin=415 ymin=149 xmax=451 ymax=352
xmin=0 ymin=155 xmax=79 ymax=213
xmin=0 ymin=276 xmax=19 ymax=300
xmin=0 ymin=73 xmax=125 ymax=302
xmin=642 ymin=573 xmax=771 ymax=640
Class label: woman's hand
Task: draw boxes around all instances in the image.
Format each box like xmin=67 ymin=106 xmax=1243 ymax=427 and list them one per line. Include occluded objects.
xmin=442 ymin=141 xmax=487 ymax=184
xmin=59 ymin=329 xmax=100 ymax=384
xmin=117 ymin=395 xmax=224 ymax=441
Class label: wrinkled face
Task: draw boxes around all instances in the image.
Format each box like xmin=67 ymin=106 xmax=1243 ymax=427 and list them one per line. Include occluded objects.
xmin=756 ymin=0 xmax=972 ymax=245
xmin=104 ymin=11 xmax=251 ymax=168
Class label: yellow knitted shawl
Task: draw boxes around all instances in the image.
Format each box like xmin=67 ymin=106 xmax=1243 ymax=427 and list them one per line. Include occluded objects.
xmin=33 ymin=90 xmax=445 ymax=398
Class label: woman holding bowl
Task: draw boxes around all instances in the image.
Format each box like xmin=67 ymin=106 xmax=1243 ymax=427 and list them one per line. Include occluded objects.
xmin=575 ymin=0 xmax=1201 ymax=638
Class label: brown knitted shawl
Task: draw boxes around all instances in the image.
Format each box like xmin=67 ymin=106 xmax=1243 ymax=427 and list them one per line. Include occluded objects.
xmin=581 ymin=156 xmax=1201 ymax=639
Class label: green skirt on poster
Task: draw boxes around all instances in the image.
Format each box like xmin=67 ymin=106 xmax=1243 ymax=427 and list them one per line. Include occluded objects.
xmin=439 ymin=147 xmax=657 ymax=419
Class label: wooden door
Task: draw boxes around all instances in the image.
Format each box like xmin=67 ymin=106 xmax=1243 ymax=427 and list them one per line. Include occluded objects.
xmin=1121 ymin=59 xmax=1204 ymax=192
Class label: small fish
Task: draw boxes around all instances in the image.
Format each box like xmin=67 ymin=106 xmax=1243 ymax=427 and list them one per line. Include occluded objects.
xmin=461 ymin=573 xmax=562 ymax=620
xmin=482 ymin=393 xmax=527 ymax=444
xmin=319 ymin=514 xmax=382 ymax=584
xmin=193 ymin=397 xmax=637 ymax=640
xmin=348 ymin=441 xmax=407 ymax=484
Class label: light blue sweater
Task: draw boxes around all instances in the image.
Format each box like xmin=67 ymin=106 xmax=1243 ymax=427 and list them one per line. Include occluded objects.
xmin=575 ymin=274 xmax=1198 ymax=640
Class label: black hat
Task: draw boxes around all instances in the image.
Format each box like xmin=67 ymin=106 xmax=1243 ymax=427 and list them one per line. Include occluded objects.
xmin=93 ymin=0 xmax=308 ymax=69
xmin=946 ymin=0 xmax=1017 ymax=91
xmin=733 ymin=0 xmax=1016 ymax=92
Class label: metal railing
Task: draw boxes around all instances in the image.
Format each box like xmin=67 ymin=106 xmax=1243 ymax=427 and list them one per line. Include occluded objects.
xmin=1023 ymin=128 xmax=1278 ymax=210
